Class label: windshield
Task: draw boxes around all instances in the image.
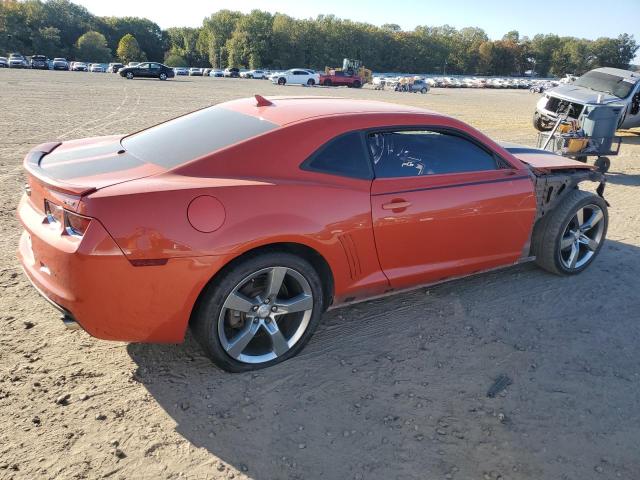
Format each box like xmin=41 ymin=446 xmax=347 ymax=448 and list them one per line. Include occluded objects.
xmin=573 ymin=71 xmax=637 ymax=99
xmin=122 ymin=106 xmax=278 ymax=168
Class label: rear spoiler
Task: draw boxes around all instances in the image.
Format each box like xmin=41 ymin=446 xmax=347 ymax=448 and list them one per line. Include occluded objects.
xmin=23 ymin=142 xmax=97 ymax=196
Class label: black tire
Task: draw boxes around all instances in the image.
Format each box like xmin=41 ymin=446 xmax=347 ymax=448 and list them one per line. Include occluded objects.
xmin=278 ymin=77 xmax=286 ymax=85
xmin=191 ymin=252 xmax=325 ymax=372
xmin=126 ymin=72 xmax=134 ymax=80
xmin=307 ymin=79 xmax=315 ymax=86
xmin=323 ymin=79 xmax=332 ymax=86
xmin=159 ymin=73 xmax=167 ymax=81
xmin=533 ymin=112 xmax=552 ymax=132
xmin=353 ymin=80 xmax=361 ymax=88
xmin=594 ymin=157 xmax=611 ymax=173
xmin=420 ymin=87 xmax=427 ymax=94
xmin=532 ymin=190 xmax=608 ymax=276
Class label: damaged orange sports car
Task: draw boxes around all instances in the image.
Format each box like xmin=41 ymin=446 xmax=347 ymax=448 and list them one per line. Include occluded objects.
xmin=17 ymin=96 xmax=608 ymax=371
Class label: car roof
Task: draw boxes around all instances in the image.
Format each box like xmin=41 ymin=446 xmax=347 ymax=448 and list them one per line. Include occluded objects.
xmin=592 ymin=67 xmax=638 ymax=78
xmin=221 ymin=96 xmax=444 ymax=126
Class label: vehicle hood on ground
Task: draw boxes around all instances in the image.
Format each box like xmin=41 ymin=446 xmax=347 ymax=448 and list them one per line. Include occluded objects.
xmin=546 ymin=84 xmax=623 ymax=106
xmin=26 ymin=135 xmax=165 ymax=195
xmin=499 ymin=142 xmax=593 ymax=171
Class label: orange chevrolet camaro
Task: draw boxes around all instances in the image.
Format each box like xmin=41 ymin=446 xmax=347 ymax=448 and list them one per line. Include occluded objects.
xmin=17 ymin=96 xmax=609 ymax=371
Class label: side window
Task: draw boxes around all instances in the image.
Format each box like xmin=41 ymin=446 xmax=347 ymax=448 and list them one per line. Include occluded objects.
xmin=367 ymin=130 xmax=500 ymax=178
xmin=138 ymin=63 xmax=150 ymax=69
xmin=150 ymin=63 xmax=160 ymax=70
xmin=293 ymin=70 xmax=306 ymax=76
xmin=302 ymin=132 xmax=372 ymax=180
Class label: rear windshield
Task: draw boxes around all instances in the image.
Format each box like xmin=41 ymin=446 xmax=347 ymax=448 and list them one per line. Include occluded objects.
xmin=121 ymin=106 xmax=278 ymax=168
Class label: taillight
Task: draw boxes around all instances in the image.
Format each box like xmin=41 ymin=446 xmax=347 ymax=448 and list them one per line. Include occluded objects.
xmin=44 ymin=199 xmax=64 ymax=224
xmin=44 ymin=199 xmax=91 ymax=237
xmin=65 ymin=210 xmax=91 ymax=237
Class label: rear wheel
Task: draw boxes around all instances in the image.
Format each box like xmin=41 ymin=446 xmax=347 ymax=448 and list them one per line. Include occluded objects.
xmin=278 ymin=77 xmax=286 ymax=85
xmin=533 ymin=190 xmax=608 ymax=275
xmin=594 ymin=156 xmax=611 ymax=173
xmin=191 ymin=252 xmax=325 ymax=372
xmin=323 ymin=79 xmax=332 ymax=86
xmin=420 ymin=87 xmax=427 ymax=94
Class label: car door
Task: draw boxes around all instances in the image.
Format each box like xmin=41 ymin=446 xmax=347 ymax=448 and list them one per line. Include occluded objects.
xmin=136 ymin=63 xmax=150 ymax=77
xmin=368 ymin=128 xmax=536 ymax=290
xmin=622 ymin=81 xmax=640 ymax=128
xmin=291 ymin=70 xmax=308 ymax=85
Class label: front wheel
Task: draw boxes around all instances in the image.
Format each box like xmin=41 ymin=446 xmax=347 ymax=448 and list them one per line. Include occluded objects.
xmin=532 ymin=190 xmax=608 ymax=275
xmin=533 ymin=112 xmax=552 ymax=131
xmin=307 ymin=79 xmax=315 ymax=86
xmin=191 ymin=252 xmax=325 ymax=372
xmin=159 ymin=73 xmax=167 ymax=81
xmin=278 ymin=77 xmax=286 ymax=85
xmin=126 ymin=72 xmax=134 ymax=80
xmin=323 ymin=79 xmax=332 ymax=86
xmin=420 ymin=87 xmax=427 ymax=94
xmin=353 ymin=80 xmax=361 ymax=88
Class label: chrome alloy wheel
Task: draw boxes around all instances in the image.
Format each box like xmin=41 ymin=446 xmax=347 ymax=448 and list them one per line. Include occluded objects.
xmin=217 ymin=267 xmax=314 ymax=364
xmin=559 ymin=204 xmax=605 ymax=270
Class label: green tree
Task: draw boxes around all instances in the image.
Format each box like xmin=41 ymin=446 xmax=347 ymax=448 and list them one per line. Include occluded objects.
xmin=164 ymin=52 xmax=186 ymax=67
xmin=116 ymin=33 xmax=146 ymax=63
xmin=75 ymin=30 xmax=111 ymax=61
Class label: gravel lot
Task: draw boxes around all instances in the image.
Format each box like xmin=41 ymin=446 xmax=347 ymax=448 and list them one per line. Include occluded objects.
xmin=1 ymin=70 xmax=639 ymax=480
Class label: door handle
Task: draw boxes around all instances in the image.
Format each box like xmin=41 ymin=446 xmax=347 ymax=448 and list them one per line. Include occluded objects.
xmin=382 ymin=200 xmax=412 ymax=211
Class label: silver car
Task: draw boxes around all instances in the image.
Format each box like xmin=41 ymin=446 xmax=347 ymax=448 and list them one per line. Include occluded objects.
xmin=534 ymin=67 xmax=640 ymax=131
xmin=8 ymin=53 xmax=28 ymax=68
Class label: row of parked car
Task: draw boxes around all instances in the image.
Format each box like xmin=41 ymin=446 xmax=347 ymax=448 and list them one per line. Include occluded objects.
xmin=372 ymin=75 xmax=551 ymax=90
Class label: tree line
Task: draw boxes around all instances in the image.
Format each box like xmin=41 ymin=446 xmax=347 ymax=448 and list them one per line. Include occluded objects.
xmin=1 ymin=0 xmax=638 ymax=76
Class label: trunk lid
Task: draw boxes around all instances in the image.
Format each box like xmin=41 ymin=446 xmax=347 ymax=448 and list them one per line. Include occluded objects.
xmin=500 ymin=143 xmax=594 ymax=171
xmin=24 ymin=136 xmax=166 ymax=196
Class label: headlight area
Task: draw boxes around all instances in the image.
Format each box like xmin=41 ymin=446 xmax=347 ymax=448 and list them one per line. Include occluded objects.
xmin=44 ymin=199 xmax=92 ymax=238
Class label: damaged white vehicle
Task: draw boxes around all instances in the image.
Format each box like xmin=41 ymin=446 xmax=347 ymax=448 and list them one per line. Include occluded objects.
xmin=533 ymin=67 xmax=640 ymax=131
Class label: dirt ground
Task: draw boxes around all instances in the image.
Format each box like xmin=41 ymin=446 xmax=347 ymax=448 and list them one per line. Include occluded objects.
xmin=1 ymin=70 xmax=639 ymax=480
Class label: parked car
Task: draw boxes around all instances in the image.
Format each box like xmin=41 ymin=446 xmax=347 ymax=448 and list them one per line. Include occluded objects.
xmin=394 ymin=78 xmax=430 ymax=94
xmin=30 ymin=55 xmax=48 ymax=70
xmin=17 ymin=96 xmax=609 ymax=371
xmin=107 ymin=63 xmax=124 ymax=73
xmin=126 ymin=62 xmax=140 ymax=68
xmin=189 ymin=67 xmax=204 ymax=76
xmin=224 ymin=67 xmax=240 ymax=78
xmin=209 ymin=69 xmax=224 ymax=77
xmin=0 ymin=57 xmax=8 ymax=68
xmin=119 ymin=62 xmax=175 ymax=80
xmin=242 ymin=69 xmax=268 ymax=79
xmin=319 ymin=70 xmax=364 ymax=88
xmin=271 ymin=69 xmax=320 ymax=86
xmin=173 ymin=67 xmax=188 ymax=76
xmin=52 ymin=58 xmax=69 ymax=70
xmin=71 ymin=62 xmax=88 ymax=72
xmin=534 ymin=67 xmax=640 ymax=131
xmin=89 ymin=63 xmax=105 ymax=73
xmin=8 ymin=53 xmax=28 ymax=68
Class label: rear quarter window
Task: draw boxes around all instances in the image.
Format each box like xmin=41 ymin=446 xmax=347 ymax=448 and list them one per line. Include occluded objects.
xmin=121 ymin=107 xmax=278 ymax=168
xmin=301 ymin=131 xmax=372 ymax=180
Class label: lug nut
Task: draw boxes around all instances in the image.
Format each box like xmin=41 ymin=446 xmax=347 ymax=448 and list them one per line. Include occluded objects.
xmin=264 ymin=298 xmax=271 ymax=304
xmin=271 ymin=306 xmax=277 ymax=312
xmin=252 ymin=306 xmax=259 ymax=311
xmin=265 ymin=317 xmax=271 ymax=323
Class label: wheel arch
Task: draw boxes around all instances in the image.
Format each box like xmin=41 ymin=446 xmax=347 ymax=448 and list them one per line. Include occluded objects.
xmin=188 ymin=241 xmax=335 ymax=327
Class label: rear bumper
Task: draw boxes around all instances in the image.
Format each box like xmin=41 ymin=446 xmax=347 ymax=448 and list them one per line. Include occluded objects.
xmin=17 ymin=194 xmax=226 ymax=343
